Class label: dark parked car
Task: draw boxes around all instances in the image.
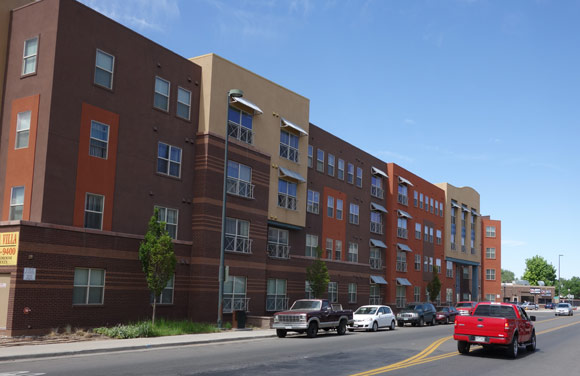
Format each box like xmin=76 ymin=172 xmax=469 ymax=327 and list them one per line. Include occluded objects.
xmin=436 ymin=306 xmax=459 ymax=324
xmin=545 ymin=302 xmax=556 ymax=309
xmin=396 ymin=303 xmax=437 ymax=327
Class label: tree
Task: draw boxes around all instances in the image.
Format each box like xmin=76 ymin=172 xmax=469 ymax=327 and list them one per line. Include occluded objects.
xmin=522 ymin=255 xmax=557 ymax=286
xmin=560 ymin=277 xmax=580 ymax=299
xmin=139 ymin=208 xmax=177 ymax=325
xmin=427 ymin=274 xmax=442 ymax=303
xmin=306 ymin=247 xmax=330 ymax=299
xmin=501 ymin=269 xmax=515 ymax=283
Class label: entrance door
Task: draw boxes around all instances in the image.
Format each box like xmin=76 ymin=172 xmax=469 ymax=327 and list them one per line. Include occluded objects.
xmin=0 ymin=274 xmax=11 ymax=329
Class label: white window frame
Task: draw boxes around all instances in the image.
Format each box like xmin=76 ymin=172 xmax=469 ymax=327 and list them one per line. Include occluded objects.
xmin=327 ymin=154 xmax=335 ymax=176
xmin=223 ymin=276 xmax=247 ymax=313
xmin=337 ymin=159 xmax=345 ymax=180
xmin=89 ymin=120 xmax=110 ymax=159
xmin=347 ymin=163 xmax=354 ymax=184
xmin=325 ymin=238 xmax=333 ymax=260
xmin=266 ymin=279 xmax=288 ymax=312
xmin=280 ymin=130 xmax=299 ymax=163
xmin=486 ymin=269 xmax=496 ymax=280
xmin=335 ymin=240 xmax=342 ymax=261
xmin=15 ymin=111 xmax=31 ymax=149
xmin=306 ymin=234 xmax=318 ymax=257
xmin=316 ymin=149 xmax=324 ymax=172
xmin=151 ymin=275 xmax=175 ymax=304
xmin=327 ymin=196 xmax=334 ymax=218
xmin=84 ymin=193 xmax=104 ymax=230
xmin=349 ymin=203 xmax=359 ymax=225
xmin=486 ymin=247 xmax=496 ymax=259
xmin=22 ymin=36 xmax=38 ymax=75
xmin=328 ymin=282 xmax=338 ymax=303
xmin=177 ymin=87 xmax=192 ymax=120
xmin=356 ymin=167 xmax=363 ymax=187
xmin=305 ymin=281 xmax=315 ymax=299
xmin=73 ymin=268 xmax=105 ymax=305
xmin=348 ymin=242 xmax=358 ymax=263
xmin=414 ymin=286 xmax=421 ymax=302
xmin=9 ymin=186 xmax=25 ymax=220
xmin=307 ymin=145 xmax=313 ymax=168
xmin=307 ymin=189 xmax=320 ymax=214
xmin=336 ymin=199 xmax=343 ymax=220
xmin=157 ymin=142 xmax=182 ymax=178
xmin=94 ymin=49 xmax=114 ymax=89
xmin=446 ymin=261 xmax=453 ymax=278
xmin=155 ymin=206 xmax=178 ymax=239
xmin=415 ymin=254 xmax=421 ymax=271
xmin=348 ymin=283 xmax=357 ymax=304
xmin=415 ymin=222 xmax=421 ymax=240
xmin=154 ymin=76 xmax=170 ymax=111
xmin=227 ymin=160 xmax=254 ymax=198
xmin=486 ymin=226 xmax=496 ymax=237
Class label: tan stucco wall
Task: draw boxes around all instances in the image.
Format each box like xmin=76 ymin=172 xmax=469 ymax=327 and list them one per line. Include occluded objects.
xmin=435 ymin=182 xmax=481 ymax=265
xmin=190 ymin=54 xmax=310 ymax=228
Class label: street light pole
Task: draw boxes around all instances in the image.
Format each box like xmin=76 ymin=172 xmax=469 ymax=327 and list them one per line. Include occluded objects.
xmin=217 ymin=89 xmax=244 ymax=329
xmin=558 ymin=254 xmax=563 ymax=302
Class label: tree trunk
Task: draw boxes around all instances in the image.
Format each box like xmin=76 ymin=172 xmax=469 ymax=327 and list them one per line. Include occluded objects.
xmin=152 ymin=295 xmax=157 ymax=325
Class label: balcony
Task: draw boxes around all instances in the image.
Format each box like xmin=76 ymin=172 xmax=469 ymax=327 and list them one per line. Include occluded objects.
xmin=266 ymin=296 xmax=289 ymax=311
xmin=396 ymin=262 xmax=407 ymax=272
xmin=278 ymin=194 xmax=297 ymax=210
xmin=397 ymin=194 xmax=408 ymax=205
xmin=226 ymin=177 xmax=255 ymax=199
xmin=280 ymin=144 xmax=299 ymax=163
xmin=397 ymin=228 xmax=408 ymax=239
xmin=370 ymin=222 xmax=383 ymax=235
xmin=228 ymin=121 xmax=253 ymax=144
xmin=369 ymin=257 xmax=382 ymax=270
xmin=396 ymin=297 xmax=406 ymax=308
xmin=371 ymin=186 xmax=384 ymax=199
xmin=369 ymin=296 xmax=383 ymax=305
xmin=223 ymin=296 xmax=250 ymax=313
xmin=267 ymin=243 xmax=290 ymax=259
xmin=225 ymin=236 xmax=252 ymax=254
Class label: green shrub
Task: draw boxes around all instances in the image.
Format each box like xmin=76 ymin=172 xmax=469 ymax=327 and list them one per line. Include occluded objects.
xmin=94 ymin=320 xmax=219 ymax=339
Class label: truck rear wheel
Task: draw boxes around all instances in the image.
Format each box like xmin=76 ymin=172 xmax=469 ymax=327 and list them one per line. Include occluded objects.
xmin=508 ymin=333 xmax=519 ymax=358
xmin=276 ymin=329 xmax=287 ymax=338
xmin=337 ymin=319 xmax=347 ymax=335
xmin=306 ymin=321 xmax=318 ymax=338
xmin=526 ymin=331 xmax=536 ymax=352
xmin=457 ymin=341 xmax=470 ymax=354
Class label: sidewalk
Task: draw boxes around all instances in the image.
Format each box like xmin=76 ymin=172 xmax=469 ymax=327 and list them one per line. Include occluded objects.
xmin=0 ymin=329 xmax=277 ymax=362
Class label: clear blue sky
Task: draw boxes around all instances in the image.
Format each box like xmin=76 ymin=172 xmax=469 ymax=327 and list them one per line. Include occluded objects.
xmin=79 ymin=0 xmax=580 ymax=280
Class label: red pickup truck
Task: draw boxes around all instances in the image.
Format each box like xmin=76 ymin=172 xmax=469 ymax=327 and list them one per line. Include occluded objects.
xmin=453 ymin=302 xmax=536 ymax=358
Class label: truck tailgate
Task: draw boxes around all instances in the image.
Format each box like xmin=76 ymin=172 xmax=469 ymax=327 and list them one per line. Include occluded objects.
xmin=455 ymin=316 xmax=509 ymax=338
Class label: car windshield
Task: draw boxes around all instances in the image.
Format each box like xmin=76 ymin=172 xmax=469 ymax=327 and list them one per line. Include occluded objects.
xmin=556 ymin=303 xmax=569 ymax=308
xmin=473 ymin=305 xmax=517 ymax=318
xmin=456 ymin=302 xmax=474 ymax=307
xmin=355 ymin=307 xmax=377 ymax=315
xmin=290 ymin=300 xmax=322 ymax=310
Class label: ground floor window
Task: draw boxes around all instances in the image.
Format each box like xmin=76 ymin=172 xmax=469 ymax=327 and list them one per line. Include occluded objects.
xmin=348 ymin=283 xmax=357 ymax=303
xmin=150 ymin=275 xmax=174 ymax=304
xmin=446 ymin=288 xmax=453 ymax=303
xmin=266 ymin=279 xmax=288 ymax=311
xmin=369 ymin=284 xmax=381 ymax=305
xmin=328 ymin=282 xmax=338 ymax=303
xmin=396 ymin=285 xmax=406 ymax=308
xmin=485 ymin=294 xmax=496 ymax=302
xmin=73 ymin=268 xmax=105 ymax=305
xmin=224 ymin=276 xmax=248 ymax=312
xmin=305 ymin=281 xmax=315 ymax=299
xmin=414 ymin=286 xmax=420 ymax=302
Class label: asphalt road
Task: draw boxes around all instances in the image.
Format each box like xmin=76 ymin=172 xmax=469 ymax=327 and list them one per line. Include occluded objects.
xmin=0 ymin=312 xmax=578 ymax=376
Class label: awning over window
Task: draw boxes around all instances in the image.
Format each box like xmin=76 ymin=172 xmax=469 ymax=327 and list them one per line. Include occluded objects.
xmin=471 ymin=209 xmax=480 ymax=216
xmin=279 ymin=166 xmax=306 ymax=183
xmin=280 ymin=117 xmax=308 ymax=136
xmin=462 ymin=205 xmax=470 ymax=212
xmin=371 ymin=202 xmax=388 ymax=213
xmin=371 ymin=167 xmax=388 ymax=179
xmin=398 ymin=176 xmax=414 ymax=186
xmin=397 ymin=209 xmax=412 ymax=219
xmin=396 ymin=278 xmax=412 ymax=286
xmin=231 ymin=96 xmax=263 ymax=114
xmin=451 ymin=201 xmax=461 ymax=209
xmin=370 ymin=239 xmax=387 ymax=248
xmin=396 ymin=243 xmax=413 ymax=252
xmin=370 ymin=276 xmax=388 ymax=285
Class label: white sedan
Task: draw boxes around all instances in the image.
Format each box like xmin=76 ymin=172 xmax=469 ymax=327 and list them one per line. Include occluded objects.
xmin=555 ymin=303 xmax=574 ymax=316
xmin=348 ymin=305 xmax=396 ymax=332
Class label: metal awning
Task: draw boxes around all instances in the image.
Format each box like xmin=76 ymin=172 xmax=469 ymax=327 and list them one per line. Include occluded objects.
xmin=471 ymin=209 xmax=480 ymax=216
xmin=396 ymin=243 xmax=413 ymax=252
xmin=280 ymin=117 xmax=308 ymax=136
xmin=370 ymin=239 xmax=387 ymax=248
xmin=397 ymin=210 xmax=412 ymax=219
xmin=279 ymin=166 xmax=306 ymax=183
xmin=451 ymin=201 xmax=461 ymax=209
xmin=371 ymin=202 xmax=388 ymax=213
xmin=396 ymin=278 xmax=412 ymax=286
xmin=462 ymin=205 xmax=470 ymax=212
xmin=370 ymin=276 xmax=388 ymax=285
xmin=398 ymin=176 xmax=414 ymax=186
xmin=231 ymin=96 xmax=263 ymax=114
xmin=371 ymin=167 xmax=388 ymax=179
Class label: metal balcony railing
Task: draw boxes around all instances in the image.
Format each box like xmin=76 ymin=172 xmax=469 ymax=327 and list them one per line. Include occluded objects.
xmin=228 ymin=121 xmax=253 ymax=144
xmin=279 ymin=144 xmax=299 ymax=163
xmin=277 ymin=194 xmax=297 ymax=210
xmin=225 ymin=236 xmax=252 ymax=254
xmin=266 ymin=296 xmax=289 ymax=311
xmin=226 ymin=177 xmax=255 ymax=199
xmin=223 ymin=297 xmax=250 ymax=313
xmin=267 ymin=243 xmax=290 ymax=259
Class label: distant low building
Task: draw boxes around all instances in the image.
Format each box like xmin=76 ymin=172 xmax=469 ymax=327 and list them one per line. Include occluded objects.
xmin=501 ymin=282 xmax=555 ymax=305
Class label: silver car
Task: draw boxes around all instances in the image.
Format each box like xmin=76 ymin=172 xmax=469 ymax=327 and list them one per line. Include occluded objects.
xmin=555 ymin=303 xmax=574 ymax=316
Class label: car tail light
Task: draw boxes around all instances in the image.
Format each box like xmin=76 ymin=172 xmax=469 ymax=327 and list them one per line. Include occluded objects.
xmin=504 ymin=321 xmax=510 ymax=332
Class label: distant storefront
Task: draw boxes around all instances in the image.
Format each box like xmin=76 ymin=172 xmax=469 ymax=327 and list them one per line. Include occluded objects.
xmin=501 ymin=283 xmax=555 ymax=305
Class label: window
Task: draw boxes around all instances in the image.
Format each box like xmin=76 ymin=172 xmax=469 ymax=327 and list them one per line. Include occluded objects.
xmin=15 ymin=111 xmax=31 ymax=149
xmin=335 ymin=240 xmax=342 ymax=260
xmin=327 ymin=196 xmax=334 ymax=217
xmin=225 ymin=218 xmax=251 ymax=254
xmin=371 ymin=176 xmax=383 ymax=199
xmin=348 ymin=242 xmax=358 ymax=262
xmin=424 ymin=256 xmax=428 ymax=271
xmin=435 ymin=200 xmax=439 ymax=215
xmin=436 ymin=230 xmax=442 ymax=245
xmin=370 ymin=284 xmax=381 ymax=305
xmin=305 ymin=281 xmax=315 ymax=299
xmin=84 ymin=193 xmax=104 ymax=230
xmin=486 ymin=247 xmax=496 ymax=259
xmin=485 ymin=294 xmax=496 ymax=302
xmin=349 ymin=203 xmax=359 ymax=225
xmin=370 ymin=211 xmax=382 ymax=234
xmin=227 ymin=161 xmax=254 ymax=198
xmin=413 ymin=191 xmax=418 ymax=207
xmin=436 ymin=258 xmax=441 ymax=273
xmin=414 ymin=286 xmax=421 ymax=303
xmin=396 ymin=285 xmax=406 ymax=308
xmin=415 ymin=223 xmax=421 ymax=240
xmin=327 ymin=154 xmax=335 ymax=176
xmin=73 ymin=268 xmax=105 ymax=305
xmin=370 ymin=247 xmax=382 ymax=269
xmin=337 ymin=159 xmax=345 ymax=180
xmin=308 ymin=145 xmax=313 ymax=168
xmin=348 ymin=283 xmax=357 ymax=303
xmin=486 ymin=269 xmax=496 ymax=280
xmin=94 ymin=49 xmax=114 ymax=89
xmin=157 ymin=142 xmax=182 ymax=178
xmin=89 ymin=121 xmax=109 ymax=159
xmin=463 ymin=267 xmax=470 ymax=280
xmin=267 ymin=279 xmax=288 ymax=311
xmin=425 ymin=195 xmax=429 ymax=211
xmin=316 ymin=149 xmax=324 ymax=172
xmin=356 ymin=167 xmax=363 ymax=187
xmin=9 ymin=186 xmax=25 ymax=220
xmin=414 ymin=254 xmax=421 ymax=271
xmin=446 ymin=288 xmax=453 ymax=303
xmin=268 ymin=227 xmax=290 ymax=259
xmin=440 ymin=202 xmax=443 ymax=217
xmin=307 ymin=190 xmax=320 ymax=214
xmin=177 ymin=87 xmax=191 ymax=120
xmin=446 ymin=261 xmax=453 ymax=278
xmin=336 ymin=199 xmax=343 ymax=220
xmin=396 ymin=251 xmax=407 ymax=272
xmin=224 ymin=276 xmax=247 ymax=312
xmin=151 ymin=275 xmax=174 ymax=304
xmin=429 ymin=257 xmax=434 ymax=272
xmin=22 ymin=37 xmax=38 ymax=75
xmin=430 ymin=198 xmax=434 ymax=213
xmin=228 ymin=106 xmax=253 ymax=144
xmin=154 ymin=76 xmax=170 ymax=111
xmin=397 ymin=184 xmax=408 ymax=205
xmin=328 ymin=282 xmax=338 ymax=303
xmin=278 ymin=179 xmax=297 ymax=210
xmin=486 ymin=226 xmax=496 ymax=237
xmin=429 ymin=228 xmax=434 ymax=243
xmin=325 ymin=238 xmax=333 ymax=260
xmin=280 ymin=130 xmax=299 ymax=162
xmin=397 ymin=217 xmax=408 ymax=238
xmin=155 ymin=206 xmax=178 ymax=239
xmin=347 ymin=163 xmax=354 ymax=184
xmin=424 ymin=226 xmax=429 ymax=242
xmin=419 ymin=193 xmax=423 ymax=209
xmin=305 ymin=234 xmax=318 ymax=257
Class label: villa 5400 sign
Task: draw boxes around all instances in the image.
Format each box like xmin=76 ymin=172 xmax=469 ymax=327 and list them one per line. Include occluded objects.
xmin=0 ymin=232 xmax=19 ymax=266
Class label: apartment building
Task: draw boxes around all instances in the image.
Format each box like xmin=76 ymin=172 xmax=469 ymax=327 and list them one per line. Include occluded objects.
xmin=435 ymin=183 xmax=482 ymax=302
xmin=481 ymin=216 xmax=501 ymax=301
xmin=386 ymin=164 xmax=452 ymax=307
xmin=0 ymin=0 xmax=201 ymax=335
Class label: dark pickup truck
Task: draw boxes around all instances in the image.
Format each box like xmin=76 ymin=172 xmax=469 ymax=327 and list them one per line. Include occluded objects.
xmin=454 ymin=302 xmax=536 ymax=358
xmin=272 ymin=299 xmax=354 ymax=338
